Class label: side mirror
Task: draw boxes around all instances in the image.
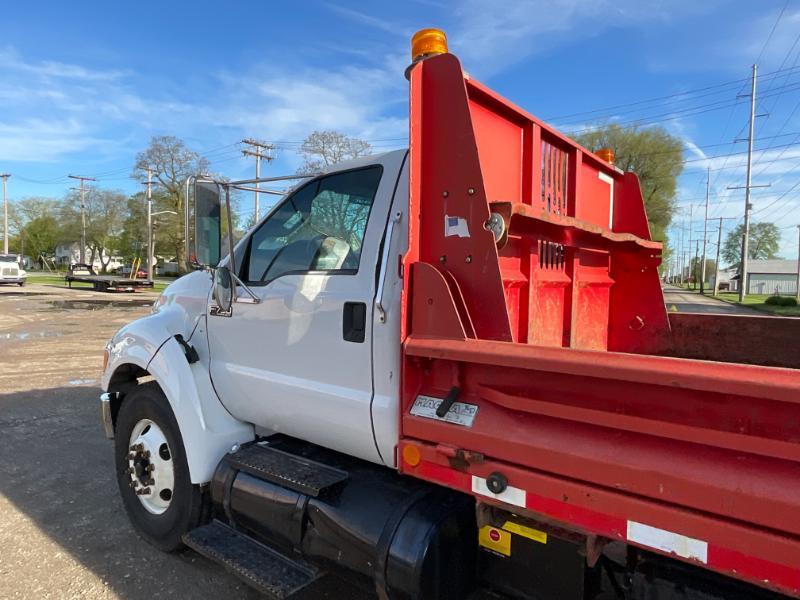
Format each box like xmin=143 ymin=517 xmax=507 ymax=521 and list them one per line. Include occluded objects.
xmin=213 ymin=265 xmax=233 ymax=315
xmin=189 ymin=179 xmax=222 ymax=268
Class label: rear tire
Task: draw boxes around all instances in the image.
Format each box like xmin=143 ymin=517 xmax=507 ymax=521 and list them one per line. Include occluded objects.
xmin=114 ymin=382 xmax=209 ymax=551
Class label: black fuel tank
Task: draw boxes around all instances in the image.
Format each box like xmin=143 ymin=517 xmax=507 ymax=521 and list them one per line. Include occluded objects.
xmin=210 ymin=436 xmax=476 ymax=600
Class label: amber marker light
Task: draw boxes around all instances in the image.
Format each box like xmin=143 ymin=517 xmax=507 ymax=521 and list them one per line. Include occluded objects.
xmin=402 ymin=444 xmax=422 ymax=468
xmin=411 ymin=28 xmax=448 ymax=62
xmin=596 ymin=147 xmax=615 ymax=165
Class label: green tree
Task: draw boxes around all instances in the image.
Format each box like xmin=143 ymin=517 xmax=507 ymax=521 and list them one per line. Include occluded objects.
xmin=134 ymin=136 xmax=209 ymax=272
xmin=60 ymin=187 xmax=127 ymax=272
xmin=7 ymin=198 xmax=61 ymax=263
xmin=22 ymin=215 xmax=60 ymax=264
xmin=575 ymin=124 xmax=683 ymax=243
xmin=299 ymin=131 xmax=372 ymax=173
xmin=118 ymin=195 xmax=147 ymax=263
xmin=722 ymin=222 xmax=780 ymax=268
xmin=688 ymin=257 xmax=716 ymax=288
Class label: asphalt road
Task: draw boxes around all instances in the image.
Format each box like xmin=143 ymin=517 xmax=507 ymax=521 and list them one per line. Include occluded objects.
xmin=662 ymin=284 xmax=756 ymax=314
xmin=0 ymin=283 xmax=270 ymax=599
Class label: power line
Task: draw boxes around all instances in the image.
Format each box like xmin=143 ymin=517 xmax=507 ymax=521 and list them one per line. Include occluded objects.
xmin=545 ymin=63 xmax=800 ymax=124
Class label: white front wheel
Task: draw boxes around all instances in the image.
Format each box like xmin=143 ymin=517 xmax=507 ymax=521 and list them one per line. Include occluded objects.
xmin=127 ymin=419 xmax=175 ymax=515
xmin=114 ymin=382 xmax=209 ymax=552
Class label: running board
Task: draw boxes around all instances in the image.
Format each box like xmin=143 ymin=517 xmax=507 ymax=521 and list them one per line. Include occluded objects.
xmin=183 ymin=520 xmax=324 ymax=599
xmin=227 ymin=443 xmax=349 ymax=497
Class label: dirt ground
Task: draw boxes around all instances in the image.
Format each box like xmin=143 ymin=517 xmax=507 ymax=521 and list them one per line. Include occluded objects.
xmin=0 ymin=281 xmax=265 ymax=599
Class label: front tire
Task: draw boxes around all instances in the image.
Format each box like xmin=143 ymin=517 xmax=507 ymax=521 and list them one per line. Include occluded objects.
xmin=114 ymin=382 xmax=208 ymax=551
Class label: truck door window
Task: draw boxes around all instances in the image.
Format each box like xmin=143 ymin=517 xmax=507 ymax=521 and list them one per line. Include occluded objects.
xmin=243 ymin=166 xmax=382 ymax=284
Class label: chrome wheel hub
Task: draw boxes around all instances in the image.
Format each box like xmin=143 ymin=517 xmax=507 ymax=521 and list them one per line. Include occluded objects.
xmin=127 ymin=419 xmax=174 ymax=515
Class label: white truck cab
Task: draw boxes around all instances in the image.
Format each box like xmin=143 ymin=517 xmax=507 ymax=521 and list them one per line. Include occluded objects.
xmin=0 ymin=254 xmax=26 ymax=286
xmin=100 ymin=150 xmax=411 ymax=557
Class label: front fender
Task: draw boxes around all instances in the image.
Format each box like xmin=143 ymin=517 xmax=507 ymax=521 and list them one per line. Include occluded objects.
xmin=102 ymin=272 xmax=254 ymax=484
xmin=146 ymin=336 xmax=254 ymax=483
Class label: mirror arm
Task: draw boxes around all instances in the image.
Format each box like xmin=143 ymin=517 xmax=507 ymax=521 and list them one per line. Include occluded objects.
xmin=229 ymin=272 xmax=261 ymax=304
xmin=225 ymin=186 xmax=236 ymax=276
xmin=184 ymin=175 xmax=192 ymax=266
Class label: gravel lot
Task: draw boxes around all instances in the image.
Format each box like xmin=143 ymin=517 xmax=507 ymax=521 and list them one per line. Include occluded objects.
xmin=0 ymin=282 xmax=264 ymax=599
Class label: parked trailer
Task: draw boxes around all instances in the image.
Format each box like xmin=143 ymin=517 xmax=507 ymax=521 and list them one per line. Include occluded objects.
xmin=66 ymin=263 xmax=154 ymax=292
xmin=100 ymin=29 xmax=800 ymax=600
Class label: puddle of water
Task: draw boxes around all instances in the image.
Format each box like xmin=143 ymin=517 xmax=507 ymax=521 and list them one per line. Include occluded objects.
xmin=0 ymin=331 xmax=64 ymax=341
xmin=0 ymin=291 xmax=49 ymax=297
xmin=48 ymin=299 xmax=154 ymax=310
xmin=68 ymin=378 xmax=97 ymax=386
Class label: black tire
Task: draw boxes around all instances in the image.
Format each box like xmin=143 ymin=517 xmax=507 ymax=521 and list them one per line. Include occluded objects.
xmin=114 ymin=382 xmax=209 ymax=551
xmin=18 ymin=281 xmax=24 ymax=287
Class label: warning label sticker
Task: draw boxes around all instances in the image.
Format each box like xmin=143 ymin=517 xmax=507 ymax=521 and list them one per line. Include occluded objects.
xmin=479 ymin=526 xmax=511 ymax=556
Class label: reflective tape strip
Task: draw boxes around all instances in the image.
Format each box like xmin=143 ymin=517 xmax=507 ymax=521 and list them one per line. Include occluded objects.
xmin=627 ymin=520 xmax=708 ymax=564
xmin=472 ymin=475 xmax=526 ymax=508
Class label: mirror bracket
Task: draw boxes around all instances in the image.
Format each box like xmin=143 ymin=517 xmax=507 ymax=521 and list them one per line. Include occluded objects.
xmin=230 ymin=272 xmax=261 ymax=304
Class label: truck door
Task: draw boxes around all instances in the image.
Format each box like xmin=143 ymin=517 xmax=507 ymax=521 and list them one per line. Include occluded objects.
xmin=206 ymin=155 xmax=401 ymax=466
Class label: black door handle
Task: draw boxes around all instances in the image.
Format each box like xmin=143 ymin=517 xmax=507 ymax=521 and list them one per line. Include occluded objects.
xmin=343 ymin=302 xmax=367 ymax=343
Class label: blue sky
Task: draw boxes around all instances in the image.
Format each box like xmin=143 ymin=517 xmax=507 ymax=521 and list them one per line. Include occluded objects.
xmin=3 ymin=0 xmax=800 ymax=257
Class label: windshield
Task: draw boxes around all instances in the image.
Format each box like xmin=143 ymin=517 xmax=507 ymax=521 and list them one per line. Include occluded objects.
xmin=0 ymin=254 xmax=19 ymax=263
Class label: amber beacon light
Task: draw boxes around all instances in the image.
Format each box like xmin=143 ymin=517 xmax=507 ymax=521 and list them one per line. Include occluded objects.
xmin=411 ymin=28 xmax=448 ymax=62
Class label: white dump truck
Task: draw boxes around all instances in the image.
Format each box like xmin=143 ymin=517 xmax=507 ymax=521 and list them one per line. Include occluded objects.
xmin=100 ymin=29 xmax=800 ymax=600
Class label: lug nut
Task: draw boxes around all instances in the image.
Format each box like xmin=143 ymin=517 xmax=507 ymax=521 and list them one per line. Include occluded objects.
xmin=136 ymin=487 xmax=151 ymax=496
xmin=127 ymin=453 xmax=135 ymax=460
xmin=143 ymin=450 xmax=151 ymax=459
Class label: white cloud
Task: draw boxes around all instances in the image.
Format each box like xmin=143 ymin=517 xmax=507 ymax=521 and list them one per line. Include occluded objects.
xmin=447 ymin=0 xmax=717 ymax=77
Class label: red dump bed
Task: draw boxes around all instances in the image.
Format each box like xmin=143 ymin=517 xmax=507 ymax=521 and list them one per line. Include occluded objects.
xmin=398 ymin=52 xmax=800 ymax=597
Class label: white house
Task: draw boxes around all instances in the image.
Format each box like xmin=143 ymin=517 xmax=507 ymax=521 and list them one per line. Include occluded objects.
xmin=54 ymin=242 xmax=123 ymax=271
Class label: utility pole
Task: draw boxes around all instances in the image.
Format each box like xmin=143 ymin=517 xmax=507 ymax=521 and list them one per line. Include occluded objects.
xmin=700 ymin=166 xmax=710 ymax=294
xmin=713 ymin=218 xmax=723 ymax=297
xmin=711 ymin=217 xmax=737 ymax=297
xmin=679 ymin=223 xmax=685 ymax=285
xmin=146 ymin=169 xmax=153 ymax=282
xmin=68 ymin=175 xmax=96 ymax=264
xmin=796 ymin=225 xmax=800 ymax=301
xmin=242 ymin=139 xmax=274 ymax=222
xmin=693 ymin=240 xmax=700 ymax=290
xmin=739 ymin=64 xmax=757 ymax=302
xmin=1 ymin=173 xmax=9 ymax=255
xmin=725 ymin=65 xmax=770 ymax=301
xmin=687 ymin=205 xmax=694 ymax=289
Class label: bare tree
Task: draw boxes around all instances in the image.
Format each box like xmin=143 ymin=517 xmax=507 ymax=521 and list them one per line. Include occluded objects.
xmin=299 ymin=131 xmax=372 ymax=172
xmin=133 ymin=136 xmax=209 ymax=271
xmin=61 ymin=188 xmax=127 ymax=272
